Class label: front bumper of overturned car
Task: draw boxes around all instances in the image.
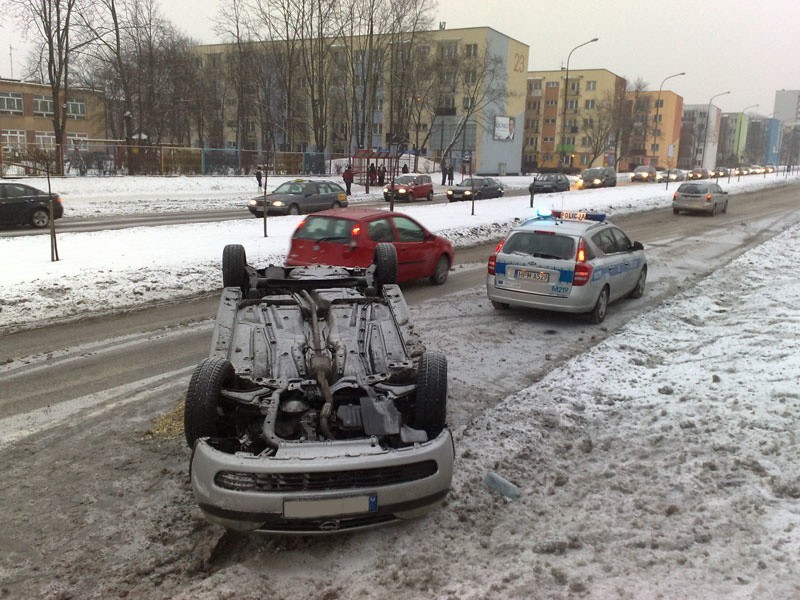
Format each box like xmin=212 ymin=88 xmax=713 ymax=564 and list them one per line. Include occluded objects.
xmin=190 ymin=429 xmax=455 ymax=534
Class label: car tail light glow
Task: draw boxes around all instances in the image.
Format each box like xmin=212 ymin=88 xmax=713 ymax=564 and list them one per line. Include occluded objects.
xmin=351 ymin=225 xmax=361 ymax=237
xmin=573 ymin=239 xmax=592 ymax=286
xmin=673 ymin=192 xmax=677 ymax=200
xmin=706 ymin=194 xmax=712 ymax=202
xmin=487 ymin=253 xmax=497 ymax=275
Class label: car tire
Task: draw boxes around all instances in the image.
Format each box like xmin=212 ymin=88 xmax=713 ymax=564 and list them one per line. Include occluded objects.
xmin=331 ymin=201 xmax=342 ymax=209
xmin=491 ymin=301 xmax=509 ymax=310
xmin=722 ymin=201 xmax=728 ymax=214
xmin=184 ymin=357 xmax=234 ymax=448
xmin=222 ymin=244 xmax=247 ymax=290
xmin=415 ymin=351 xmax=447 ymax=437
xmin=628 ymin=265 xmax=647 ymax=299
xmin=587 ymin=285 xmax=609 ymax=324
xmin=30 ymin=208 xmax=50 ymax=228
xmin=374 ymin=242 xmax=398 ymax=289
xmin=710 ymin=203 xmax=717 ymax=216
xmin=673 ymin=208 xmax=680 ymax=215
xmin=288 ymin=204 xmax=300 ymax=215
xmin=430 ymin=255 xmax=450 ymax=285
xmin=426 ymin=192 xmax=433 ymax=202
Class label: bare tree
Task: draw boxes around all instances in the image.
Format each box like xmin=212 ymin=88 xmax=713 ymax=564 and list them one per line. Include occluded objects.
xmin=10 ymin=0 xmax=97 ymax=173
xmin=581 ymin=84 xmax=625 ymax=167
xmin=615 ymin=77 xmax=648 ymax=170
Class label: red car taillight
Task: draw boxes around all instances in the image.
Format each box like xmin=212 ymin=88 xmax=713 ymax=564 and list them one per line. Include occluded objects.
xmin=487 ymin=239 xmax=505 ymax=275
xmin=673 ymin=192 xmax=677 ymax=201
xmin=573 ymin=239 xmax=593 ymax=286
xmin=706 ymin=193 xmax=712 ymax=202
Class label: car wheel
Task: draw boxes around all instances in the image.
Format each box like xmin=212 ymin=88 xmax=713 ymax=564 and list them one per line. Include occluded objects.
xmin=490 ymin=301 xmax=509 ymax=310
xmin=331 ymin=201 xmax=342 ymax=209
xmin=587 ymin=286 xmax=609 ymax=324
xmin=184 ymin=357 xmax=234 ymax=448
xmin=30 ymin=208 xmax=50 ymax=228
xmin=628 ymin=265 xmax=647 ymax=299
xmin=430 ymin=255 xmax=450 ymax=285
xmin=374 ymin=242 xmax=398 ymax=289
xmin=288 ymin=204 xmax=300 ymax=215
xmin=426 ymin=192 xmax=433 ymax=202
xmin=415 ymin=351 xmax=447 ymax=437
xmin=722 ymin=201 xmax=728 ymax=214
xmin=222 ymin=244 xmax=247 ymax=290
xmin=710 ymin=203 xmax=717 ymax=216
xmin=673 ymin=207 xmax=680 ymax=215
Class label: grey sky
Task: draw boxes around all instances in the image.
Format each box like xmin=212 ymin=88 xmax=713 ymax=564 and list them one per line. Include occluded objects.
xmin=1 ymin=0 xmax=797 ymax=116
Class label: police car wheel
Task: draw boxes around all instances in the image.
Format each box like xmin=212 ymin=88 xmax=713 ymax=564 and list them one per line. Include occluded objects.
xmin=628 ymin=266 xmax=647 ymax=299
xmin=490 ymin=301 xmax=509 ymax=310
xmin=587 ymin=286 xmax=609 ymax=324
xmin=722 ymin=201 xmax=728 ymax=214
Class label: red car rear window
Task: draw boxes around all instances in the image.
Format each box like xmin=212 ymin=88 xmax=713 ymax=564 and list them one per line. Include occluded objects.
xmin=293 ymin=216 xmax=354 ymax=242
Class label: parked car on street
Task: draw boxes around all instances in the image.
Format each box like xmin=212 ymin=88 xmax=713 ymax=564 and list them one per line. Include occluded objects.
xmin=185 ymin=244 xmax=454 ymax=533
xmin=0 ymin=181 xmax=63 ymax=228
xmin=248 ymin=178 xmax=348 ymax=217
xmin=529 ymin=173 xmax=571 ymax=194
xmin=486 ymin=209 xmax=647 ymax=324
xmin=689 ymin=168 xmax=713 ymax=180
xmin=577 ymin=166 xmax=617 ymax=189
xmin=632 ymin=165 xmax=658 ymax=182
xmin=446 ymin=177 xmax=504 ymax=201
xmin=285 ymin=207 xmax=454 ymax=285
xmin=383 ymin=173 xmax=434 ymax=202
xmin=672 ymin=182 xmax=728 ymax=215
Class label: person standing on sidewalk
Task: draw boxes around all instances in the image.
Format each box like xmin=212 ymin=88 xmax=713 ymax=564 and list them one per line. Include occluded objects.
xmin=342 ymin=164 xmax=354 ymax=195
xmin=255 ymin=167 xmax=263 ymax=190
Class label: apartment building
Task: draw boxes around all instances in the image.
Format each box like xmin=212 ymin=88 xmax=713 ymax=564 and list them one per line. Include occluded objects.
xmin=193 ymin=26 xmax=528 ymax=175
xmin=0 ymin=79 xmax=106 ymax=166
xmin=677 ymin=103 xmax=723 ymax=170
xmin=773 ymin=89 xmax=800 ymax=124
xmin=522 ymin=68 xmax=626 ymax=172
xmin=626 ymin=90 xmax=683 ymax=169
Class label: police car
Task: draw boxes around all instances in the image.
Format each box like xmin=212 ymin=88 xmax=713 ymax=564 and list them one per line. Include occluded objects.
xmin=486 ymin=210 xmax=647 ymax=323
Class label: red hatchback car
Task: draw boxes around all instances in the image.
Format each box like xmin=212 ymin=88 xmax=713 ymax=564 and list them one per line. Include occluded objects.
xmin=285 ymin=207 xmax=454 ymax=285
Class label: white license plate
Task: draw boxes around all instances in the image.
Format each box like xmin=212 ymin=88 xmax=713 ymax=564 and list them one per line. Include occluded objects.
xmin=283 ymin=494 xmax=377 ymax=518
xmin=515 ymin=269 xmax=549 ymax=282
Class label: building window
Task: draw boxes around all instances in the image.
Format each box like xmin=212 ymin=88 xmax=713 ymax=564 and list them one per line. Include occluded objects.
xmin=0 ymin=91 xmax=23 ymax=115
xmin=464 ymin=43 xmax=478 ymax=58
xmin=544 ymin=118 xmax=556 ymax=124
xmin=464 ymin=70 xmax=477 ymax=84
xmin=527 ymin=100 xmax=540 ymax=111
xmin=586 ymin=81 xmax=597 ymax=91
xmin=569 ymin=81 xmax=580 ymax=93
xmin=35 ymin=130 xmax=57 ymax=148
xmin=1 ymin=129 xmax=26 ymax=151
xmin=34 ymin=94 xmax=54 ymax=117
xmin=656 ymin=99 xmax=664 ymax=108
xmin=546 ymin=99 xmax=557 ymax=107
xmin=372 ymin=122 xmax=383 ymax=135
xmin=439 ymin=43 xmax=457 ymax=59
xmin=543 ymin=136 xmax=554 ymax=142
xmin=546 ymin=81 xmax=559 ymax=88
xmin=567 ymin=99 xmax=578 ymax=111
xmin=584 ymin=99 xmax=596 ymax=109
xmin=463 ymin=96 xmax=474 ymax=109
xmin=67 ymin=133 xmax=88 ymax=149
xmin=581 ymin=154 xmax=590 ymax=165
xmin=581 ymin=136 xmax=590 ymax=146
xmin=651 ymin=143 xmax=660 ymax=152
xmin=583 ymin=118 xmax=594 ymax=128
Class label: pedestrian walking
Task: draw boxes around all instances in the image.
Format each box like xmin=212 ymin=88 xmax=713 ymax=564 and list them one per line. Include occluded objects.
xmin=369 ymin=163 xmax=377 ymax=185
xmin=402 ymin=163 xmax=409 ymax=174
xmin=342 ymin=164 xmax=354 ymax=196
xmin=441 ymin=160 xmax=447 ymax=185
xmin=255 ymin=167 xmax=263 ymax=190
xmin=378 ymin=164 xmax=386 ymax=186
xmin=447 ymin=165 xmax=454 ymax=186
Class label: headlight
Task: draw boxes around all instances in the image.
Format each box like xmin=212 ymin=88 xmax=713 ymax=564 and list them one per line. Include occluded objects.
xmin=271 ymin=200 xmax=285 ymax=207
xmin=248 ymin=199 xmax=258 ymax=206
xmin=446 ymin=190 xmax=453 ymax=195
xmin=398 ymin=187 xmax=407 ymax=194
xmin=592 ymin=179 xmax=601 ymax=185
xmin=464 ymin=190 xmax=472 ymax=196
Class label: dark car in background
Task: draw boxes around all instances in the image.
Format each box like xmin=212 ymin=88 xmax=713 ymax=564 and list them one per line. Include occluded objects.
xmin=383 ymin=173 xmax=434 ymax=202
xmin=529 ymin=173 xmax=570 ymax=194
xmin=688 ymin=168 xmax=713 ymax=180
xmin=0 ymin=181 xmax=63 ymax=228
xmin=248 ymin=178 xmax=348 ymax=216
xmin=286 ymin=207 xmax=454 ymax=285
xmin=446 ymin=177 xmax=504 ymax=201
xmin=577 ymin=167 xmax=616 ymax=189
xmin=632 ymin=165 xmax=658 ymax=182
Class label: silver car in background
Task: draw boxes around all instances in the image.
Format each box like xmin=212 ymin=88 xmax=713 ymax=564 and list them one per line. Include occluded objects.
xmin=672 ymin=182 xmax=728 ymax=215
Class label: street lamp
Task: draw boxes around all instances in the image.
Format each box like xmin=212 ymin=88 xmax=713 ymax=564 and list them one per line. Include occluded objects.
xmin=560 ymin=37 xmax=598 ymax=171
xmin=651 ymin=72 xmax=685 ymax=167
xmin=735 ymin=104 xmax=759 ymax=167
xmin=700 ymin=90 xmax=730 ymax=169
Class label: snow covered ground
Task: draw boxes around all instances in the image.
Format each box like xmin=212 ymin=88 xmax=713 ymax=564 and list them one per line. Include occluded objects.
xmin=2 ymin=171 xmax=800 ymax=596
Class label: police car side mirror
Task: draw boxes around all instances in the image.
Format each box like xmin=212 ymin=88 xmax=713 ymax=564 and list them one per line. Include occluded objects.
xmin=632 ymin=241 xmax=644 ymax=251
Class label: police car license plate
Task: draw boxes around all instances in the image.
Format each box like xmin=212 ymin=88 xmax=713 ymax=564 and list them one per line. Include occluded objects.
xmin=515 ymin=269 xmax=549 ymax=282
xmin=283 ymin=494 xmax=377 ymax=518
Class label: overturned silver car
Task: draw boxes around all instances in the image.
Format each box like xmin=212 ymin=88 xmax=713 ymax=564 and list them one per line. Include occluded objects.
xmin=185 ymin=243 xmax=454 ymax=533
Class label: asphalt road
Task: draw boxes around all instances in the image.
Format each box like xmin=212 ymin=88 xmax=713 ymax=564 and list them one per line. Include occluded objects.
xmin=2 ymin=182 xmax=799 ymax=426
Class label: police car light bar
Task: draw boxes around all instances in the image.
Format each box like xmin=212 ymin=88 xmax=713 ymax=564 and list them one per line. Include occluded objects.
xmin=550 ymin=210 xmax=606 ymax=222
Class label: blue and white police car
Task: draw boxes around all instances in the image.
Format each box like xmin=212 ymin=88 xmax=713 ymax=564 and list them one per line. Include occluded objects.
xmin=486 ymin=210 xmax=647 ymax=323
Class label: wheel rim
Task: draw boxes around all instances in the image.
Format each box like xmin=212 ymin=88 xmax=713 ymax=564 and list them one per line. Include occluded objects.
xmin=635 ymin=269 xmax=646 ymax=296
xmin=433 ymin=257 xmax=449 ymax=284
xmin=597 ymin=289 xmax=609 ymax=320
xmin=31 ymin=210 xmax=49 ymax=227
xmin=289 ymin=205 xmax=299 ymax=215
